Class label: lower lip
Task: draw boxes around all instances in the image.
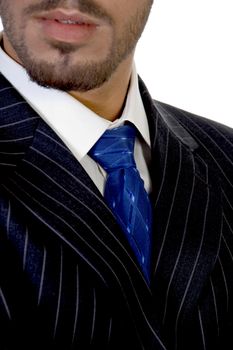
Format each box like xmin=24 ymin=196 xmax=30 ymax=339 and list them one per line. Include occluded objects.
xmin=38 ymin=19 xmax=98 ymax=43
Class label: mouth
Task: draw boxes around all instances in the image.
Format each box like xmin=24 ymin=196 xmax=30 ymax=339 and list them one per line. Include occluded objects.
xmin=53 ymin=19 xmax=90 ymax=25
xmin=40 ymin=9 xmax=100 ymax=26
xmin=36 ymin=9 xmax=101 ymax=43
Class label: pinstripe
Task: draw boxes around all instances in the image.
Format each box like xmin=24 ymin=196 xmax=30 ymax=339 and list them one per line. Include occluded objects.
xmin=222 ymin=189 xmax=233 ymax=210
xmin=175 ymin=163 xmax=210 ymax=350
xmin=222 ymin=234 xmax=233 ymax=261
xmin=0 ymin=86 xmax=14 ymax=93
xmin=3 ymin=179 xmax=159 ymax=350
xmin=210 ymin=277 xmax=219 ymax=336
xmin=90 ymin=288 xmax=96 ymax=344
xmin=72 ymin=264 xmax=80 ymax=344
xmin=0 ymin=287 xmax=11 ymax=320
xmin=0 ymin=151 xmax=25 ymax=155
xmin=37 ymin=129 xmax=73 ymax=153
xmin=162 ymin=144 xmax=193 ymax=324
xmin=0 ymin=163 xmax=17 ymax=167
xmin=23 ymin=226 xmax=28 ymax=270
xmin=132 ymin=290 xmax=168 ymax=350
xmin=14 ymin=169 xmax=116 ymax=230
xmin=195 ymin=138 xmax=233 ymax=187
xmin=13 ymin=169 xmax=146 ymax=285
xmin=4 ymin=174 xmax=158 ymax=349
xmin=152 ymin=110 xmax=159 ymax=150
xmin=166 ymin=157 xmax=197 ymax=333
xmin=177 ymin=110 xmax=233 ymax=167
xmin=154 ymin=127 xmax=169 ymax=208
xmin=29 ymin=145 xmax=114 ymax=213
xmin=154 ymin=140 xmax=182 ymax=279
xmin=198 ymin=307 xmax=206 ymax=350
xmin=0 ymin=101 xmax=27 ymax=111
xmin=200 ymin=118 xmax=233 ymax=149
xmin=20 ymin=158 xmax=110 ymax=217
xmin=218 ymin=257 xmax=229 ymax=310
xmin=18 ymin=158 xmax=116 ymax=234
xmin=38 ymin=246 xmax=47 ymax=305
xmin=212 ymin=212 xmax=223 ymax=267
xmin=6 ymin=200 xmax=11 ymax=238
xmin=0 ymin=135 xmax=33 ymax=143
xmin=2 ymin=184 xmax=109 ymax=286
xmin=53 ymin=246 xmax=63 ymax=338
xmin=107 ymin=318 xmax=112 ymax=344
xmin=5 ymin=177 xmax=163 ymax=346
xmin=18 ymin=159 xmax=147 ymax=283
xmin=223 ymin=212 xmax=233 ymax=235
xmin=176 ymin=112 xmax=233 ymax=188
xmin=0 ymin=117 xmax=38 ymax=129
xmin=153 ymin=103 xmax=198 ymax=150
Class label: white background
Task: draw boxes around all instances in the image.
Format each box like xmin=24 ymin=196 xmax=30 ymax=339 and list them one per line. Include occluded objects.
xmin=1 ymin=0 xmax=233 ymax=127
xmin=135 ymin=0 xmax=233 ymax=127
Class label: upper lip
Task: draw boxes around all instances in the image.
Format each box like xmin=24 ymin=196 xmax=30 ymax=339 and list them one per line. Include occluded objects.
xmin=37 ymin=9 xmax=100 ymax=26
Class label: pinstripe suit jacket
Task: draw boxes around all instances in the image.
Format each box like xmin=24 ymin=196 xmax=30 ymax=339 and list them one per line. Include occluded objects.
xmin=0 ymin=72 xmax=233 ymax=350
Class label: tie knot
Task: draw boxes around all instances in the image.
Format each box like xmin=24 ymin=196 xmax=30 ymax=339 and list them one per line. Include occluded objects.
xmin=89 ymin=125 xmax=137 ymax=172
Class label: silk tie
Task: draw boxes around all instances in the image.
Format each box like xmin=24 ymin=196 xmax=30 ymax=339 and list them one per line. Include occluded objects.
xmin=89 ymin=125 xmax=152 ymax=282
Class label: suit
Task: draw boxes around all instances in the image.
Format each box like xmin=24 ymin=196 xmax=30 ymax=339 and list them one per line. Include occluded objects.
xmin=0 ymin=72 xmax=232 ymax=349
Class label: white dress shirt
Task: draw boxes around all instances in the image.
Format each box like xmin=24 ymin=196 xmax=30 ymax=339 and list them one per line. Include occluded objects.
xmin=0 ymin=41 xmax=152 ymax=195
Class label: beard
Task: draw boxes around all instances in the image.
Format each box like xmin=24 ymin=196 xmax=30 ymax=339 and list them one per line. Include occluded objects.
xmin=0 ymin=0 xmax=153 ymax=92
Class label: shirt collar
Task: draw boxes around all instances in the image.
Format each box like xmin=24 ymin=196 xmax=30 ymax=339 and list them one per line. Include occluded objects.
xmin=0 ymin=34 xmax=150 ymax=161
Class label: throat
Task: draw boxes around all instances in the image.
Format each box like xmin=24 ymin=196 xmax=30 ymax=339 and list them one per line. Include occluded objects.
xmin=68 ymin=57 xmax=133 ymax=121
xmin=69 ymin=88 xmax=128 ymax=121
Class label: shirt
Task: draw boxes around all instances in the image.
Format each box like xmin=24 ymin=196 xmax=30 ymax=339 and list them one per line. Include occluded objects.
xmin=0 ymin=37 xmax=152 ymax=195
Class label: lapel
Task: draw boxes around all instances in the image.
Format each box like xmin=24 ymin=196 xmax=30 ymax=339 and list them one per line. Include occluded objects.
xmin=139 ymin=77 xmax=222 ymax=334
xmin=0 ymin=73 xmax=222 ymax=347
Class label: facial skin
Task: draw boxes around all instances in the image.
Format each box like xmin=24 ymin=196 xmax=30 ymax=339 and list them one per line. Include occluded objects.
xmin=0 ymin=0 xmax=153 ymax=119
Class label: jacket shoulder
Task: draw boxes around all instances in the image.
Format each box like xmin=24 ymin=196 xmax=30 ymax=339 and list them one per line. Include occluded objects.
xmin=154 ymin=100 xmax=233 ymax=151
xmin=154 ymin=99 xmax=233 ymax=140
xmin=154 ymin=100 xmax=233 ymax=188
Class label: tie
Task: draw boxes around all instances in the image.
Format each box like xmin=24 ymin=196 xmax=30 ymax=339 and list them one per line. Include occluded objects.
xmin=89 ymin=125 xmax=152 ymax=282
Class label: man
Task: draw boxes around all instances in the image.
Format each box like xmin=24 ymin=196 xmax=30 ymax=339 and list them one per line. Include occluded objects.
xmin=0 ymin=0 xmax=232 ymax=349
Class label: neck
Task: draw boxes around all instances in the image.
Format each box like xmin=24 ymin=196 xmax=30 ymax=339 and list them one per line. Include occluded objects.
xmin=69 ymin=55 xmax=134 ymax=122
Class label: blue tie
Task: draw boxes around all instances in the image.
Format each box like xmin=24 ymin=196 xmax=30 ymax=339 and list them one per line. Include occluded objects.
xmin=89 ymin=125 xmax=152 ymax=282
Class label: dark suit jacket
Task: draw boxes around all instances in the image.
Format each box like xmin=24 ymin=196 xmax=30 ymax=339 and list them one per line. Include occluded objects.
xmin=0 ymin=72 xmax=232 ymax=350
